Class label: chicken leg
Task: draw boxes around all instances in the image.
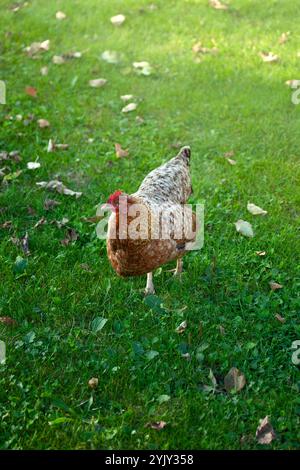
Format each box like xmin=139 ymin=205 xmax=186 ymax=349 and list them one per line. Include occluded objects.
xmin=145 ymin=272 xmax=155 ymax=295
xmin=174 ymin=258 xmax=183 ymax=277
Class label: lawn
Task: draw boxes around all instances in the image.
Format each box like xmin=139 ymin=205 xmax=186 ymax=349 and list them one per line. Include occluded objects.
xmin=0 ymin=0 xmax=299 ymax=450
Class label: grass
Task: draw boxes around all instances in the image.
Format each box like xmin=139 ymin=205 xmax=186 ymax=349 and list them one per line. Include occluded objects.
xmin=0 ymin=0 xmax=299 ymax=450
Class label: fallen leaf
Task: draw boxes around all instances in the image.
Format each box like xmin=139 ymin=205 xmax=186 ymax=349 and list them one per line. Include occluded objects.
xmin=224 ymin=150 xmax=234 ymax=157
xmin=53 ymin=217 xmax=69 ymax=228
xmin=40 ymin=66 xmax=48 ymax=76
xmin=115 ymin=143 xmax=129 ymax=158
xmin=37 ymin=119 xmax=50 ymax=128
xmin=89 ymin=78 xmax=107 ymax=88
xmin=209 ymin=0 xmax=228 ymax=10
xmin=25 ymin=39 xmax=50 ymax=56
xmin=256 ymin=416 xmax=276 ymax=445
xmin=133 ymin=61 xmax=152 ymax=75
xmin=1 ymin=220 xmax=12 ymax=229
xmin=136 ymin=115 xmax=145 ymax=124
xmin=192 ymin=42 xmax=218 ymax=55
xmin=80 ymin=263 xmax=92 ymax=272
xmin=20 ymin=232 xmax=30 ymax=256
xmin=27 ymin=206 xmax=37 ymax=215
xmin=34 ymin=217 xmax=47 ymax=229
xmin=44 ymin=199 xmax=61 ymax=211
xmin=27 ymin=161 xmax=41 ymax=170
xmin=234 ymin=220 xmax=254 ymax=238
xmin=91 ymin=317 xmax=108 ymax=332
xmin=260 ymin=52 xmax=279 ymax=63
xmin=122 ymin=103 xmax=137 ymax=113
xmin=0 ymin=316 xmax=17 ymax=326
xmin=25 ymin=86 xmax=37 ymax=97
xmin=47 ymin=139 xmax=69 ymax=152
xmin=120 ymin=94 xmax=133 ymax=101
xmin=56 ymin=11 xmax=66 ymax=20
xmin=101 ymin=50 xmax=120 ymax=64
xmin=52 ymin=55 xmax=65 ymax=65
xmin=61 ymin=228 xmax=78 ymax=246
xmin=247 ymin=202 xmax=267 ymax=215
xmin=176 ymin=320 xmax=187 ymax=334
xmin=145 ymin=421 xmax=167 ymax=430
xmin=0 ymin=150 xmax=22 ymax=162
xmin=110 ymin=14 xmax=126 ymax=26
xmin=65 ymin=51 xmax=82 ymax=59
xmin=36 ymin=180 xmax=82 ymax=198
xmin=225 ymin=156 xmax=236 ymax=165
xmin=224 ymin=367 xmax=246 ymax=393
xmin=269 ymin=281 xmax=283 ymax=291
xmin=219 ymin=325 xmax=225 ymax=335
xmin=275 ymin=313 xmax=285 ymax=323
xmin=279 ymin=32 xmax=290 ymax=44
xmin=256 ymin=251 xmax=266 ymax=256
xmin=88 ymin=377 xmax=99 ymax=389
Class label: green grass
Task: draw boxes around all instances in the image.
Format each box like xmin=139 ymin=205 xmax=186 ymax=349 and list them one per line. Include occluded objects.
xmin=0 ymin=0 xmax=299 ymax=450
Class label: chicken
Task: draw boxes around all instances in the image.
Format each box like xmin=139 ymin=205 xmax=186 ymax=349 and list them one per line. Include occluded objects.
xmin=102 ymin=146 xmax=197 ymax=294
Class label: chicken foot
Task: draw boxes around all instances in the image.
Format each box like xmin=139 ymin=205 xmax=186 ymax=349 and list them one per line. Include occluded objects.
xmin=145 ymin=272 xmax=155 ymax=295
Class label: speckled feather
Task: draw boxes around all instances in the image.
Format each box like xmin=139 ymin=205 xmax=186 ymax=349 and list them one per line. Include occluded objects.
xmin=107 ymin=146 xmax=195 ymax=276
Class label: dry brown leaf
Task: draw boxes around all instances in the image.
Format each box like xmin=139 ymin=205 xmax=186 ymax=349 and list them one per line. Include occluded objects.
xmin=122 ymin=103 xmax=137 ymax=113
xmin=219 ymin=325 xmax=225 ymax=335
xmin=225 ymin=156 xmax=236 ymax=165
xmin=209 ymin=0 xmax=228 ymax=10
xmin=40 ymin=66 xmax=48 ymax=76
xmin=56 ymin=11 xmax=66 ymax=20
xmin=224 ymin=150 xmax=234 ymax=158
xmin=25 ymin=39 xmax=50 ymax=56
xmin=80 ymin=263 xmax=92 ymax=272
xmin=89 ymin=78 xmax=107 ymax=88
xmin=0 ymin=316 xmax=17 ymax=326
xmin=279 ymin=32 xmax=290 ymax=44
xmin=1 ymin=220 xmax=13 ymax=229
xmin=247 ymin=202 xmax=267 ymax=215
xmin=27 ymin=206 xmax=37 ymax=215
xmin=176 ymin=320 xmax=187 ymax=334
xmin=269 ymin=281 xmax=283 ymax=291
xmin=47 ymin=139 xmax=69 ymax=152
xmin=34 ymin=217 xmax=47 ymax=229
xmin=20 ymin=232 xmax=30 ymax=256
xmin=145 ymin=421 xmax=167 ymax=430
xmin=25 ymin=86 xmax=37 ymax=97
xmin=61 ymin=228 xmax=78 ymax=246
xmin=37 ymin=119 xmax=50 ymax=128
xmin=256 ymin=251 xmax=266 ymax=256
xmin=234 ymin=220 xmax=254 ymax=238
xmin=88 ymin=377 xmax=99 ymax=389
xmin=27 ymin=162 xmax=41 ymax=170
xmin=115 ymin=143 xmax=129 ymax=158
xmin=36 ymin=180 xmax=82 ymax=198
xmin=120 ymin=94 xmax=133 ymax=101
xmin=256 ymin=416 xmax=276 ymax=445
xmin=52 ymin=55 xmax=65 ymax=65
xmin=192 ymin=42 xmax=218 ymax=55
xmin=275 ymin=313 xmax=286 ymax=323
xmin=110 ymin=14 xmax=126 ymax=26
xmin=44 ymin=199 xmax=61 ymax=211
xmin=224 ymin=367 xmax=246 ymax=393
xmin=260 ymin=52 xmax=279 ymax=63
